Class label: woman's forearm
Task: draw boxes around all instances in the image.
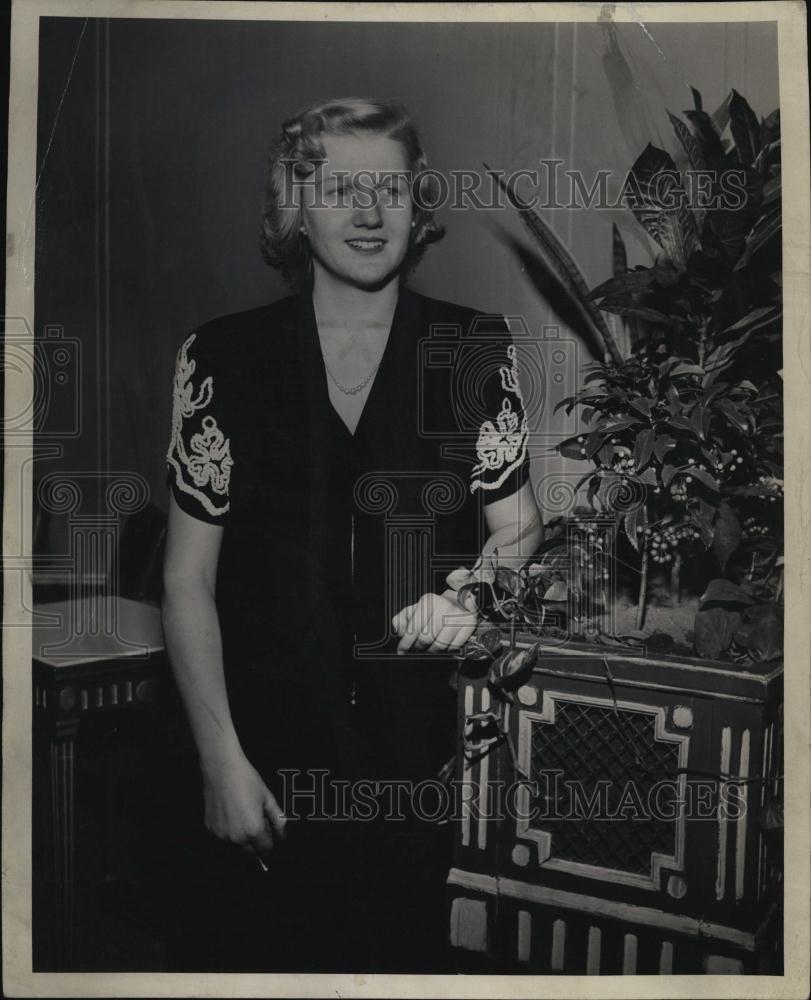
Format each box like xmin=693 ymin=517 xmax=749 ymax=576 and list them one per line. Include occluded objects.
xmin=476 ymin=511 xmax=544 ymax=573
xmin=474 ymin=479 xmax=544 ymax=575
xmin=161 ymin=583 xmax=243 ymax=772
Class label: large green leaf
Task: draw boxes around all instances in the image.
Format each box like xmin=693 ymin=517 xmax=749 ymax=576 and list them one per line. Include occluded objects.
xmin=690 ymin=507 xmax=715 ymax=547
xmin=597 ymin=303 xmax=677 ymax=326
xmin=667 ymin=415 xmax=698 ymax=435
xmin=624 ymin=504 xmax=647 ymax=552
xmin=629 ymin=397 xmax=654 ymax=419
xmin=690 ymin=404 xmax=707 ymax=440
xmin=715 ymin=398 xmax=750 ymax=433
xmin=698 ymin=578 xmax=755 ymax=608
xmin=495 ymin=566 xmax=522 ymax=597
xmin=694 ymin=607 xmax=740 ymax=659
xmin=588 ymin=262 xmax=680 ymax=301
xmin=653 ymin=435 xmax=676 ymax=462
xmin=633 ymin=428 xmax=655 ymax=471
xmin=729 ymin=90 xmax=761 ymax=166
xmin=626 ymin=144 xmax=699 ymax=270
xmin=712 ymin=502 xmax=742 ymax=569
xmin=689 ymin=468 xmax=720 ymax=492
xmin=710 ymin=91 xmax=735 ymax=140
xmin=586 ymin=427 xmax=611 ymax=458
xmin=760 ymin=108 xmax=780 ymax=145
xmin=703 ymin=165 xmax=764 ymax=263
xmin=612 ymin=222 xmax=627 ymax=277
xmin=668 ymin=109 xmax=707 ymax=173
xmin=557 ymin=435 xmax=588 ymax=460
xmin=489 ymin=644 xmax=540 ymax=691
xmin=704 ymin=308 xmax=782 ymax=371
xmin=719 ymin=306 xmax=780 ymax=336
xmin=684 ymin=109 xmax=727 ymax=167
xmin=734 ymin=205 xmax=781 ymax=271
xmin=487 ymin=166 xmax=623 ymax=365
xmin=741 ymin=603 xmax=782 ymax=661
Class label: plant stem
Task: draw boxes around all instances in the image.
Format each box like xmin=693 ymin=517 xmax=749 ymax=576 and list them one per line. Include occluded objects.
xmin=698 ymin=318 xmax=708 ymax=368
xmin=670 ymin=553 xmax=682 ymax=604
xmin=636 ymin=537 xmax=650 ymax=631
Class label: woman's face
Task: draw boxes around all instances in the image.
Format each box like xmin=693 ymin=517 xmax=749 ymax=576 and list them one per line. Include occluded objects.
xmin=301 ymin=132 xmax=413 ymax=291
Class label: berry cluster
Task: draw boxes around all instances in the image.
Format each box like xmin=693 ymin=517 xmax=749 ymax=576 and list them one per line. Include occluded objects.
xmin=612 ymin=443 xmax=637 ymax=476
xmin=569 ymin=516 xmax=605 ymax=547
xmin=723 ymin=449 xmax=745 ymax=474
xmin=669 ymin=478 xmax=689 ymax=502
xmin=644 ymin=522 xmax=701 ymax=564
xmin=757 ymin=474 xmax=783 ymax=500
xmin=742 ymin=516 xmax=770 ymax=537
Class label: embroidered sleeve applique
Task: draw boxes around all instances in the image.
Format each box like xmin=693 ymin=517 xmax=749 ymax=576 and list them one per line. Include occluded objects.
xmin=166 ymin=333 xmax=233 ymax=517
xmin=471 ymin=343 xmax=529 ymax=493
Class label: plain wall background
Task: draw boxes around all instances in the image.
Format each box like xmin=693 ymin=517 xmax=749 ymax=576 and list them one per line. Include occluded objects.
xmin=34 ymin=15 xmax=779 ymax=522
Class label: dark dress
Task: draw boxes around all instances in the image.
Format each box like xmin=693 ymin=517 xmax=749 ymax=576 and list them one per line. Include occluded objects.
xmin=164 ymin=286 xmax=529 ymax=971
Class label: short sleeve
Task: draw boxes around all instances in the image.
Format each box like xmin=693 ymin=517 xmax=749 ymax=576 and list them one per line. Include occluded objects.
xmin=166 ymin=331 xmax=233 ymax=524
xmin=469 ymin=321 xmax=530 ymax=500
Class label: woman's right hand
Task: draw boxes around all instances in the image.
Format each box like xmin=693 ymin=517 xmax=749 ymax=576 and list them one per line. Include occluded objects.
xmin=201 ymin=750 xmax=287 ymax=860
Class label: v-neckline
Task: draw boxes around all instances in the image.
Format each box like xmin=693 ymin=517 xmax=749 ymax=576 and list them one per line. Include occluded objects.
xmin=299 ymin=288 xmax=407 ymax=443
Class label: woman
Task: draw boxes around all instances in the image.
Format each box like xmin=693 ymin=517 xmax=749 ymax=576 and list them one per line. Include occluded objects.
xmin=162 ymin=98 xmax=542 ymax=972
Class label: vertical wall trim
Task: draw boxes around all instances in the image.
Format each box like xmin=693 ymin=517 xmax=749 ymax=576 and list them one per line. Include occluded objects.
xmin=761 ymin=723 xmax=772 ymax=808
xmin=104 ymin=18 xmax=111 ymax=473
xmin=478 ymin=686 xmax=491 ymax=850
xmin=461 ymin=684 xmax=474 ymax=847
xmin=566 ymin=22 xmax=578 ymax=250
xmin=551 ymin=918 xmax=566 ymax=971
xmin=517 ymin=910 xmax=531 ymax=963
xmin=659 ymin=940 xmax=674 ymax=974
xmin=622 ymin=933 xmax=638 ymax=974
xmin=715 ymin=725 xmax=732 ymax=899
xmin=735 ymin=728 xmax=751 ymax=901
xmin=548 ymin=21 xmax=560 ymax=246
xmin=586 ymin=925 xmax=601 ymax=974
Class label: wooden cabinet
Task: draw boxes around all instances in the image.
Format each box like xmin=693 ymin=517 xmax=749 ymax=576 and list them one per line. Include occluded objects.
xmin=32 ymin=597 xmax=167 ymax=970
xmin=448 ymin=640 xmax=783 ymax=973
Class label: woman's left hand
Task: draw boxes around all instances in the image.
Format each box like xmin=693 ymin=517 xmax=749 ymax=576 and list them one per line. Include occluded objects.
xmin=392 ymin=588 xmax=477 ymax=655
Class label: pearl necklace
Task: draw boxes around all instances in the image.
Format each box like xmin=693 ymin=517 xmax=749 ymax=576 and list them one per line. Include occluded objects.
xmin=322 ymin=354 xmax=382 ymax=396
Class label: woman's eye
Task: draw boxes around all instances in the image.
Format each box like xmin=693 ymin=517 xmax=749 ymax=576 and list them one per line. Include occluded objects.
xmin=330 ymin=184 xmax=351 ymax=205
xmin=380 ymin=182 xmax=405 ymax=206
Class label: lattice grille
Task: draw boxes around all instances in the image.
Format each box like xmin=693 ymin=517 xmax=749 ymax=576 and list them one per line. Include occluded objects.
xmin=527 ymin=700 xmax=680 ymax=875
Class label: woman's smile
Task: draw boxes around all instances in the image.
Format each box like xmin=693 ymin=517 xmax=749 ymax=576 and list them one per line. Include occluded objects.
xmin=345 ymin=237 xmax=387 ymax=253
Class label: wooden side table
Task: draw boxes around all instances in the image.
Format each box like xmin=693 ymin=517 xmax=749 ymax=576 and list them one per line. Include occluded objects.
xmin=32 ymin=596 xmax=167 ymax=970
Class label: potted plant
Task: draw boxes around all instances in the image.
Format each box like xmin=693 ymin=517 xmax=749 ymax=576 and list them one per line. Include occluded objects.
xmin=468 ymin=86 xmax=782 ymax=667
xmin=447 ymin=91 xmax=784 ymax=973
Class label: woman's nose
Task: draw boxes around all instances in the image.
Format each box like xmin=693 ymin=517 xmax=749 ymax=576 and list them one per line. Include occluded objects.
xmin=351 ymin=197 xmax=383 ymax=228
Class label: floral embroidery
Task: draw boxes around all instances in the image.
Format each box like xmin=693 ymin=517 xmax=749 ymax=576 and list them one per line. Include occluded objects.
xmin=471 ymin=343 xmax=529 ymax=493
xmin=166 ymin=334 xmax=233 ymax=516
xmin=499 ymin=344 xmax=522 ymax=396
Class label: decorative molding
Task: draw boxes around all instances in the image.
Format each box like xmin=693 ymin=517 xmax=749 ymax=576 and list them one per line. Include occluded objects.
xmin=461 ymin=684 xmax=474 ymax=848
xmin=446 ymin=868 xmax=758 ymax=950
xmin=514 ymin=689 xmax=689 ymax=890
xmin=478 ymin=686 xmax=491 ymax=851
xmin=716 ymin=726 xmax=732 ymax=900
xmin=735 ymin=729 xmax=751 ymax=902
